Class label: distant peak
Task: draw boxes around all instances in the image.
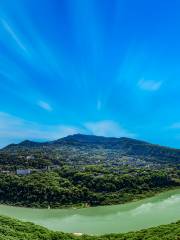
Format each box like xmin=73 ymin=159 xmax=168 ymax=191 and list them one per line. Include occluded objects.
xmin=20 ymin=140 xmax=32 ymax=144
xmin=59 ymin=133 xmax=129 ymax=144
xmin=20 ymin=140 xmax=35 ymax=145
xmin=19 ymin=140 xmax=42 ymax=147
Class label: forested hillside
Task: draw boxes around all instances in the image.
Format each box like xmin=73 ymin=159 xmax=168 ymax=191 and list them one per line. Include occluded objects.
xmin=0 ymin=166 xmax=179 ymax=207
xmin=0 ymin=134 xmax=179 ymax=207
xmin=1 ymin=134 xmax=180 ymax=171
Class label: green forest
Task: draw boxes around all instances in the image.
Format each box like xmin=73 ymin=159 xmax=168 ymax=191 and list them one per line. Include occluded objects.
xmin=0 ymin=165 xmax=179 ymax=208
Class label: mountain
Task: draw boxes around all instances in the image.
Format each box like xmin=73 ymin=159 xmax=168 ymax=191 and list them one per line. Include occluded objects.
xmin=0 ymin=133 xmax=169 ymax=148
xmin=1 ymin=134 xmax=144 ymax=150
xmin=0 ymin=134 xmax=179 ymax=208
xmin=1 ymin=134 xmax=180 ymax=165
xmin=58 ymin=134 xmax=148 ymax=146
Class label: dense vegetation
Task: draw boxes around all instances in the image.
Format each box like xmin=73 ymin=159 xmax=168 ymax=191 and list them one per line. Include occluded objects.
xmin=0 ymin=134 xmax=179 ymax=207
xmin=0 ymin=215 xmax=180 ymax=239
xmin=1 ymin=134 xmax=180 ymax=171
xmin=0 ymin=135 xmax=179 ymax=238
xmin=0 ymin=165 xmax=179 ymax=207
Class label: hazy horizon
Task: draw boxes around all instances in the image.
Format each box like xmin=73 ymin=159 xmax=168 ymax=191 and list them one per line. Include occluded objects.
xmin=1 ymin=132 xmax=179 ymax=150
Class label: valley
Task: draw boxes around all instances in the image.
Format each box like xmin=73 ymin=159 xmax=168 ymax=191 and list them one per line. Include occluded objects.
xmin=0 ymin=134 xmax=179 ymax=208
xmin=0 ymin=134 xmax=179 ymax=238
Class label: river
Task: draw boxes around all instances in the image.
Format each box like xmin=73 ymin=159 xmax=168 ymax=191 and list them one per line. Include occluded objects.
xmin=0 ymin=189 xmax=180 ymax=235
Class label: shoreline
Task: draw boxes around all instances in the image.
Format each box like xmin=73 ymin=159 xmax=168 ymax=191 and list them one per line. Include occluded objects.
xmin=0 ymin=186 xmax=179 ymax=210
xmin=0 ymin=188 xmax=179 ymax=236
xmin=0 ymin=214 xmax=179 ymax=239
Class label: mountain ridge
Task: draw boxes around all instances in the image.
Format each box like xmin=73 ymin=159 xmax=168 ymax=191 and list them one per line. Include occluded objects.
xmin=1 ymin=134 xmax=180 ymax=165
xmin=1 ymin=134 xmax=136 ymax=149
xmin=2 ymin=133 xmax=179 ymax=150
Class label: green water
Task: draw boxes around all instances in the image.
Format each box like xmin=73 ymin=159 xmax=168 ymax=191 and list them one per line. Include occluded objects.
xmin=0 ymin=189 xmax=180 ymax=235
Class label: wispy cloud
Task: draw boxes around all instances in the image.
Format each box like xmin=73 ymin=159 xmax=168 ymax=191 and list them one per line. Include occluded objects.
xmin=169 ymin=122 xmax=180 ymax=129
xmin=37 ymin=101 xmax=52 ymax=112
xmin=0 ymin=112 xmax=136 ymax=148
xmin=138 ymin=79 xmax=162 ymax=91
xmin=0 ymin=18 xmax=28 ymax=54
xmin=0 ymin=112 xmax=81 ymax=148
xmin=84 ymin=120 xmax=135 ymax=138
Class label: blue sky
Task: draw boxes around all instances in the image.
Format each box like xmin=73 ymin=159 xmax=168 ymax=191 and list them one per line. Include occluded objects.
xmin=0 ymin=0 xmax=180 ymax=148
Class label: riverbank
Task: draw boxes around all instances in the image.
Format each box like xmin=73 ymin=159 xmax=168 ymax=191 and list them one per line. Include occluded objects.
xmin=0 ymin=186 xmax=179 ymax=209
xmin=0 ymin=215 xmax=180 ymax=239
xmin=1 ymin=166 xmax=179 ymax=209
xmin=0 ymin=188 xmax=179 ymax=234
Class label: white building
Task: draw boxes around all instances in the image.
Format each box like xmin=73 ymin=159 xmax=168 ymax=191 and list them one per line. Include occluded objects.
xmin=16 ymin=169 xmax=31 ymax=175
xmin=26 ymin=155 xmax=35 ymax=160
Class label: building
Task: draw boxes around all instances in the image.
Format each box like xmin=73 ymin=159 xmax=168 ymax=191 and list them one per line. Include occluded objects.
xmin=26 ymin=155 xmax=35 ymax=160
xmin=16 ymin=169 xmax=31 ymax=175
xmin=1 ymin=170 xmax=10 ymax=174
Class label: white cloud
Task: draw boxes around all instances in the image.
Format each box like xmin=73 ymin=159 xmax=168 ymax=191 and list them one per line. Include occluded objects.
xmin=37 ymin=101 xmax=52 ymax=112
xmin=84 ymin=120 xmax=135 ymax=138
xmin=138 ymin=79 xmax=162 ymax=91
xmin=0 ymin=18 xmax=28 ymax=54
xmin=0 ymin=112 xmax=81 ymax=148
xmin=169 ymin=122 xmax=180 ymax=129
xmin=0 ymin=112 xmax=136 ymax=148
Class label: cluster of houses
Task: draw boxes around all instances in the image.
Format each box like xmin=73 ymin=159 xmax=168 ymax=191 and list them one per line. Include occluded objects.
xmin=16 ymin=169 xmax=32 ymax=175
xmin=0 ymin=166 xmax=60 ymax=175
xmin=0 ymin=154 xmax=60 ymax=175
xmin=16 ymin=164 xmax=60 ymax=175
xmin=14 ymin=155 xmax=60 ymax=175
